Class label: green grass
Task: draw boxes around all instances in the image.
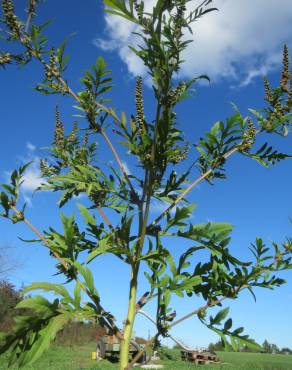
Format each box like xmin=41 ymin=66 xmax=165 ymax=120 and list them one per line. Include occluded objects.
xmin=1 ymin=345 xmax=292 ymax=369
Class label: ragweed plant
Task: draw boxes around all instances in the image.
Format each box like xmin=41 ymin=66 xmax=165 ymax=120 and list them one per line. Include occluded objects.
xmin=0 ymin=1 xmax=292 ymax=369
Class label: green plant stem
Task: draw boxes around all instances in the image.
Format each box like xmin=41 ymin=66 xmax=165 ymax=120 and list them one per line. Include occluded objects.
xmin=120 ymin=194 xmax=152 ymax=368
xmin=119 ymin=269 xmax=138 ymax=370
xmin=120 ymin=131 xmax=158 ymax=368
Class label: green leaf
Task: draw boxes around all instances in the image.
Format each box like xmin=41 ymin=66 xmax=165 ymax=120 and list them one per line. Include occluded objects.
xmin=18 ymin=313 xmax=71 ymax=367
xmin=177 ymin=275 xmax=202 ymax=291
xmin=210 ymin=121 xmax=221 ymax=136
xmin=73 ymin=281 xmax=82 ymax=308
xmin=224 ymin=318 xmax=233 ymax=331
xmin=86 ymin=235 xmax=112 ymax=263
xmin=212 ymin=307 xmax=230 ymax=325
xmin=16 ymin=295 xmax=57 ymax=314
xmin=177 ymin=222 xmax=233 ymax=243
xmin=166 ymin=205 xmax=196 ymax=231
xmin=74 ymin=262 xmax=98 ymax=297
xmin=77 ymin=204 xmax=96 ymax=225
xmin=23 ymin=282 xmax=72 ymax=302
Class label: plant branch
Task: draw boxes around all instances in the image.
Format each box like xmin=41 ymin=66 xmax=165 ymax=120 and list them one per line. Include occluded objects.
xmin=15 ymin=30 xmax=137 ymax=205
xmin=129 ymin=284 xmax=248 ymax=367
xmin=151 ymin=146 xmax=240 ymax=226
xmin=130 ymin=287 xmax=248 ymax=367
xmin=97 ymin=205 xmax=114 ymax=230
xmin=24 ymin=0 xmax=36 ymax=33
xmin=10 ymin=205 xmax=121 ymax=335
xmin=170 ymin=284 xmax=247 ymax=329
xmin=10 ymin=205 xmax=68 ymax=270
xmin=100 ymin=127 xmax=136 ymax=197
xmin=50 ymin=76 xmax=136 ymax=198
xmin=56 ymin=74 xmax=137 ymax=198
xmin=57 ymin=73 xmax=136 ymax=196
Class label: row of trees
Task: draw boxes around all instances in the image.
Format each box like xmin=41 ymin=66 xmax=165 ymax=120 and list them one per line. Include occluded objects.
xmin=262 ymin=340 xmax=292 ymax=355
xmin=208 ymin=340 xmax=292 ymax=354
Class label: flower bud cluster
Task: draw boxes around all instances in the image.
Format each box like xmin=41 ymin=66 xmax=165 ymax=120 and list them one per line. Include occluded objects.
xmin=288 ymin=74 xmax=292 ymax=109
xmin=135 ymin=76 xmax=146 ymax=135
xmin=240 ymin=119 xmax=257 ymax=152
xmin=54 ymin=106 xmax=64 ymax=149
xmin=174 ymin=2 xmax=186 ymax=39
xmin=262 ymin=97 xmax=290 ymax=132
xmin=133 ymin=0 xmax=142 ymax=21
xmin=83 ymin=133 xmax=89 ymax=147
xmin=67 ymin=121 xmax=78 ymax=143
xmin=144 ymin=151 xmax=152 ymax=163
xmin=45 ymin=48 xmax=60 ymax=81
xmin=0 ymin=53 xmax=12 ymax=66
xmin=283 ymin=240 xmax=292 ymax=252
xmin=2 ymin=0 xmax=21 ymax=35
xmin=40 ymin=159 xmax=56 ymax=177
xmin=168 ymin=81 xmax=186 ymax=105
xmin=262 ymin=46 xmax=291 ymax=132
xmin=280 ymin=44 xmax=289 ymax=92
xmin=168 ymin=143 xmax=189 ymax=164
xmin=28 ymin=0 xmax=37 ymax=16
xmin=133 ymin=0 xmax=152 ymax=33
xmin=263 ymin=78 xmax=273 ymax=104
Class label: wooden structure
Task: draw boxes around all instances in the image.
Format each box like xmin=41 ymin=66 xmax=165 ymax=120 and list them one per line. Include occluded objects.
xmin=181 ymin=349 xmax=220 ymax=365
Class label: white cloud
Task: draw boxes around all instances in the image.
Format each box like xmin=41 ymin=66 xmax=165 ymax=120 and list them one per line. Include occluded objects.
xmin=3 ymin=144 xmax=46 ymax=207
xmin=96 ymin=0 xmax=292 ymax=85
xmin=19 ymin=144 xmax=45 ymax=194
xmin=150 ymin=199 xmax=177 ymax=216
xmin=21 ymin=164 xmax=43 ymax=192
xmin=26 ymin=142 xmax=36 ymax=152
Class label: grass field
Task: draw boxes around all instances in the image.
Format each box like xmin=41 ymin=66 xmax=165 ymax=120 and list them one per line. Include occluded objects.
xmin=1 ymin=344 xmax=292 ymax=369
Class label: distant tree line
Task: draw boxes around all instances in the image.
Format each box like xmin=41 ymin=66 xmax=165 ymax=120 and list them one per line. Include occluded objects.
xmin=208 ymin=339 xmax=292 ymax=355
xmin=261 ymin=339 xmax=292 ymax=355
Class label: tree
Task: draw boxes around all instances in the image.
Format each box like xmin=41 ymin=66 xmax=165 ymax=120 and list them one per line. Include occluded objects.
xmin=0 ymin=1 xmax=292 ymax=369
xmin=0 ymin=280 xmax=21 ymax=334
xmin=208 ymin=340 xmax=224 ymax=352
xmin=280 ymin=347 xmax=292 ymax=355
xmin=0 ymin=246 xmax=16 ymax=278
xmin=262 ymin=339 xmax=272 ymax=353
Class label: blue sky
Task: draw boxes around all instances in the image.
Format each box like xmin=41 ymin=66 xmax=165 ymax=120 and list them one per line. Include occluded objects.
xmin=1 ymin=0 xmax=292 ymax=349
